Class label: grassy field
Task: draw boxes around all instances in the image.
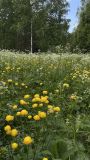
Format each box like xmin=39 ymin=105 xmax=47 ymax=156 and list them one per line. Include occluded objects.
xmin=0 ymin=51 xmax=90 ymax=160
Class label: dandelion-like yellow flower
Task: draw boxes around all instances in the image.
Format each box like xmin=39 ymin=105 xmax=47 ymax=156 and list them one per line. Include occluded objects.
xmin=20 ymin=100 xmax=27 ymax=105
xmin=33 ymin=115 xmax=40 ymax=121
xmin=34 ymin=94 xmax=40 ymax=98
xmin=28 ymin=115 xmax=32 ymax=119
xmin=43 ymin=91 xmax=48 ymax=94
xmin=41 ymin=96 xmax=47 ymax=103
xmin=48 ymin=105 xmax=53 ymax=109
xmin=38 ymin=111 xmax=46 ymax=118
xmin=53 ymin=107 xmax=60 ymax=112
xmin=23 ymin=136 xmax=33 ymax=145
xmin=39 ymin=103 xmax=43 ymax=107
xmin=11 ymin=129 xmax=18 ymax=137
xmin=6 ymin=130 xmax=12 ymax=135
xmin=45 ymin=100 xmax=49 ymax=104
xmin=24 ymin=95 xmax=30 ymax=99
xmin=16 ymin=112 xmax=21 ymax=116
xmin=12 ymin=105 xmax=18 ymax=109
xmin=11 ymin=143 xmax=18 ymax=150
xmin=20 ymin=110 xmax=28 ymax=116
xmin=32 ymin=97 xmax=41 ymax=102
xmin=32 ymin=103 xmax=38 ymax=108
xmin=5 ymin=115 xmax=14 ymax=122
xmin=4 ymin=125 xmax=11 ymax=131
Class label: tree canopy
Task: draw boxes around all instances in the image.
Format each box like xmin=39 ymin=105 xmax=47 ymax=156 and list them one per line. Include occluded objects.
xmin=71 ymin=0 xmax=90 ymax=53
xmin=0 ymin=0 xmax=70 ymax=52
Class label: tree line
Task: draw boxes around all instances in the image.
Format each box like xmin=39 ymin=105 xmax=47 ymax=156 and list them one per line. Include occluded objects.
xmin=70 ymin=0 xmax=90 ymax=53
xmin=0 ymin=0 xmax=90 ymax=53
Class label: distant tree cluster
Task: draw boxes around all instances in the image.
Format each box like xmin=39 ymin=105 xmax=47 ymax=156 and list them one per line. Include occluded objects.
xmin=0 ymin=0 xmax=69 ymax=52
xmin=71 ymin=0 xmax=90 ymax=53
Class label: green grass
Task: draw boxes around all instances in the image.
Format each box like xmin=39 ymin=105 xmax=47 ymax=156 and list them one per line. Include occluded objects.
xmin=0 ymin=51 xmax=90 ymax=160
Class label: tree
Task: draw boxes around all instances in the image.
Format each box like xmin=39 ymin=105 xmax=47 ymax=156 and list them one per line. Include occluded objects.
xmin=71 ymin=0 xmax=90 ymax=53
xmin=0 ymin=0 xmax=70 ymax=52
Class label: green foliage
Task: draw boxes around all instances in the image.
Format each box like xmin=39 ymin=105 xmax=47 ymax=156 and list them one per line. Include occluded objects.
xmin=0 ymin=0 xmax=69 ymax=52
xmin=71 ymin=0 xmax=90 ymax=53
xmin=0 ymin=51 xmax=90 ymax=159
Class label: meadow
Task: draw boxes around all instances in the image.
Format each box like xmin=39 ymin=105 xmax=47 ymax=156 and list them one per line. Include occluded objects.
xmin=0 ymin=51 xmax=90 ymax=160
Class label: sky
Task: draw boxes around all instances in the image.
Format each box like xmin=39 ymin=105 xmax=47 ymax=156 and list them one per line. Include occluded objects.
xmin=67 ymin=0 xmax=81 ymax=32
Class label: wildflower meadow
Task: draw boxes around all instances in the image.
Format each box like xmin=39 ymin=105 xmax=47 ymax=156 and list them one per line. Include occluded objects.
xmin=0 ymin=51 xmax=90 ymax=160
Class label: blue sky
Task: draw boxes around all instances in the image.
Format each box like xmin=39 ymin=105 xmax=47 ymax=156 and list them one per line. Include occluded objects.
xmin=67 ymin=0 xmax=81 ymax=32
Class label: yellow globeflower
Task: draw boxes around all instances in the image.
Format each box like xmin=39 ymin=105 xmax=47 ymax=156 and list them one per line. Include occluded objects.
xmin=32 ymin=103 xmax=38 ymax=108
xmin=12 ymin=105 xmax=18 ymax=109
xmin=20 ymin=100 xmax=27 ymax=105
xmin=5 ymin=115 xmax=14 ymax=122
xmin=39 ymin=103 xmax=43 ymax=107
xmin=6 ymin=130 xmax=11 ymax=135
xmin=43 ymin=91 xmax=48 ymax=94
xmin=32 ymin=97 xmax=41 ymax=102
xmin=23 ymin=136 xmax=33 ymax=145
xmin=45 ymin=100 xmax=49 ymax=104
xmin=43 ymin=158 xmax=48 ymax=160
xmin=53 ymin=107 xmax=60 ymax=112
xmin=44 ymin=96 xmax=48 ymax=99
xmin=16 ymin=112 xmax=21 ymax=116
xmin=11 ymin=143 xmax=18 ymax=150
xmin=41 ymin=96 xmax=47 ymax=103
xmin=28 ymin=115 xmax=32 ymax=119
xmin=32 ymin=98 xmax=36 ymax=102
xmin=4 ymin=125 xmax=11 ymax=131
xmin=11 ymin=129 xmax=18 ymax=137
xmin=33 ymin=115 xmax=40 ymax=121
xmin=48 ymin=105 xmax=53 ymax=109
xmin=20 ymin=109 xmax=28 ymax=116
xmin=34 ymin=94 xmax=40 ymax=98
xmin=24 ymin=95 xmax=30 ymax=99
xmin=48 ymin=108 xmax=54 ymax=114
xmin=38 ymin=111 xmax=46 ymax=118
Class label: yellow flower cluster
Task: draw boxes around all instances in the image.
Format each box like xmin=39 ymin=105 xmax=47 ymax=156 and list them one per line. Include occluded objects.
xmin=47 ymin=105 xmax=61 ymax=113
xmin=11 ymin=135 xmax=33 ymax=150
xmin=20 ymin=100 xmax=27 ymax=105
xmin=3 ymin=87 xmax=60 ymax=152
xmin=32 ymin=93 xmax=49 ymax=104
xmin=4 ymin=125 xmax=18 ymax=137
xmin=33 ymin=111 xmax=47 ymax=121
